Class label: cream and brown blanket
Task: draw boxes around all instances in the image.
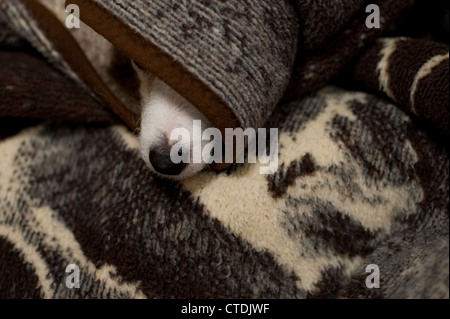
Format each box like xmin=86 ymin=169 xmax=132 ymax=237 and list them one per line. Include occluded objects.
xmin=0 ymin=0 xmax=448 ymax=298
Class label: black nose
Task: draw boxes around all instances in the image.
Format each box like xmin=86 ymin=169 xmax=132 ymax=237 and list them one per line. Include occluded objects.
xmin=149 ymin=147 xmax=187 ymax=176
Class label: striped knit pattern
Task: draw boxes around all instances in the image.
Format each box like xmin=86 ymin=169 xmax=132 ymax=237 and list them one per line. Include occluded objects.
xmin=1 ymin=87 xmax=448 ymax=298
xmin=351 ymin=37 xmax=449 ymax=137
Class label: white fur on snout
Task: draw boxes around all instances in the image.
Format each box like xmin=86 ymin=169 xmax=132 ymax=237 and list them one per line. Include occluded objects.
xmin=135 ymin=67 xmax=213 ymax=179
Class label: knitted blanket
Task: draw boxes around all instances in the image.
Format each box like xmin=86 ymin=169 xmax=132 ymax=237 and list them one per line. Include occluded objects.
xmin=0 ymin=0 xmax=448 ymax=299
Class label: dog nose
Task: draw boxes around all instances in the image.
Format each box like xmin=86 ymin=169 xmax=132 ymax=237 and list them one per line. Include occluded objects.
xmin=149 ymin=146 xmax=187 ymax=176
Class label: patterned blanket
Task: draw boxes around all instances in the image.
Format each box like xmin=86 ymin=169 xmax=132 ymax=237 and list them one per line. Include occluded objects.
xmin=0 ymin=0 xmax=448 ymax=299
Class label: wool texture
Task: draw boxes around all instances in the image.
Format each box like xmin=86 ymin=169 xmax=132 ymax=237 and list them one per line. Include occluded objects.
xmin=351 ymin=37 xmax=449 ymax=137
xmin=0 ymin=86 xmax=448 ymax=298
xmin=0 ymin=0 xmax=448 ymax=299
xmin=0 ymin=0 xmax=415 ymax=134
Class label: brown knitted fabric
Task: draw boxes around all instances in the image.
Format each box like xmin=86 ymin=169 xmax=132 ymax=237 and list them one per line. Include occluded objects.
xmin=292 ymin=0 xmax=366 ymax=50
xmin=68 ymin=0 xmax=300 ymax=134
xmin=351 ymin=38 xmax=449 ymax=137
xmin=0 ymin=87 xmax=448 ymax=299
xmin=0 ymin=0 xmax=139 ymax=130
xmin=0 ymin=50 xmax=116 ymax=124
xmin=0 ymin=0 xmax=449 ymax=300
xmin=0 ymin=0 xmax=413 ymax=135
xmin=283 ymin=0 xmax=413 ymax=101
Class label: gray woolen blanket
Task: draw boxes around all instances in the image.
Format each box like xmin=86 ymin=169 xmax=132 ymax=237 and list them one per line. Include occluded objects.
xmin=0 ymin=0 xmax=448 ymax=299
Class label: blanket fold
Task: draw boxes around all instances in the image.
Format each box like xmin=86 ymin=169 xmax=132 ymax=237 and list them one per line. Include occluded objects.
xmin=351 ymin=37 xmax=449 ymax=137
xmin=0 ymin=0 xmax=139 ymax=130
xmin=1 ymin=86 xmax=448 ymax=298
xmin=0 ymin=0 xmax=448 ymax=300
xmin=3 ymin=0 xmax=440 ymax=138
